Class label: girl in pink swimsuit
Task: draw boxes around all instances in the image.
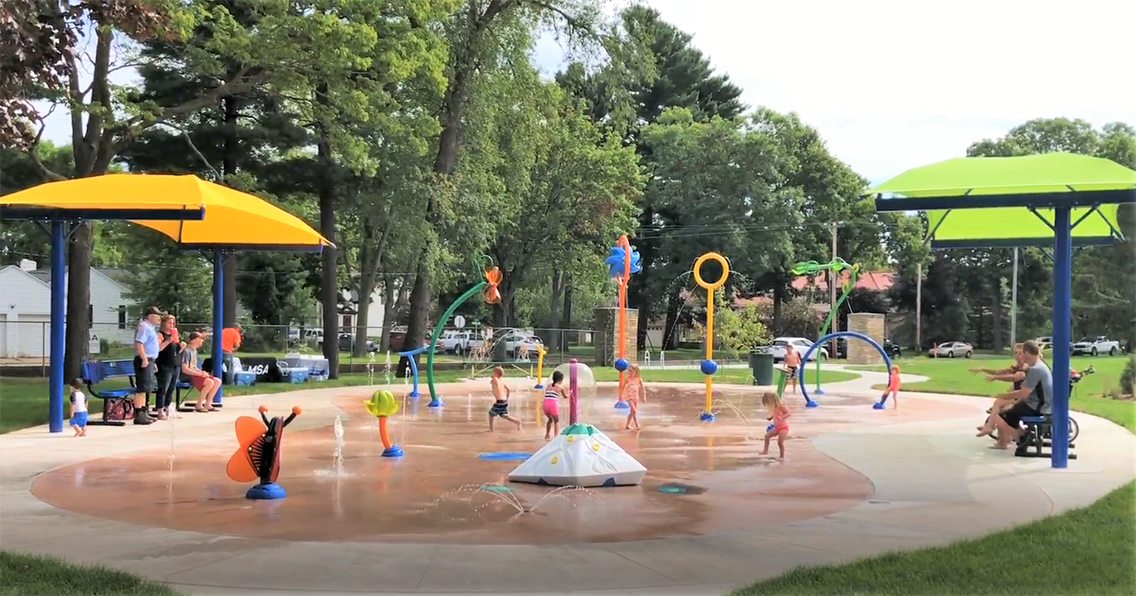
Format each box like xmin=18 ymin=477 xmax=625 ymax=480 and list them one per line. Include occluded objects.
xmin=760 ymin=391 xmax=791 ymax=461
xmin=542 ymin=371 xmax=567 ymax=440
xmin=623 ymin=363 xmax=646 ymax=431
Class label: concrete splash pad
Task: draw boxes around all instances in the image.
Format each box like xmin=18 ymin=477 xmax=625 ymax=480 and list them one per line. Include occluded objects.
xmin=30 ymin=387 xmax=890 ymax=545
xmin=4 ymin=375 xmax=1133 ymax=595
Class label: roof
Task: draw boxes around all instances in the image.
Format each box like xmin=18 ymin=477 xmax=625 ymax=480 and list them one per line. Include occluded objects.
xmin=26 ymin=267 xmax=129 ymax=288
xmin=0 ymin=265 xmax=49 ymax=287
xmin=790 ymin=270 xmax=896 ymax=293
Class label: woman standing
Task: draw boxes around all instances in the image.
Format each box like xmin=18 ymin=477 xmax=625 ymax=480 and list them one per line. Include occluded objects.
xmin=154 ymin=314 xmax=183 ymax=420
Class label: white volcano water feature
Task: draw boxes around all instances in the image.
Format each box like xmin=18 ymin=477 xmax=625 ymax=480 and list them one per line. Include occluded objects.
xmin=507 ymin=423 xmax=646 ymax=487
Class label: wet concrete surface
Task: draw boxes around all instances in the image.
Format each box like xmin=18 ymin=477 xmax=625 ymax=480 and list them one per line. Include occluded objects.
xmin=31 ymin=386 xmax=967 ymax=545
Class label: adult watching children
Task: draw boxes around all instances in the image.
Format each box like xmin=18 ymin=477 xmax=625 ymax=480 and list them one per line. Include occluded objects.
xmin=132 ymin=306 xmax=175 ymax=425
xmin=989 ymin=340 xmax=1052 ymax=450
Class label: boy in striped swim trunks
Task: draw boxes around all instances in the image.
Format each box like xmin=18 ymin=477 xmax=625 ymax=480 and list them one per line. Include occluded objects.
xmin=488 ymin=367 xmax=523 ymax=432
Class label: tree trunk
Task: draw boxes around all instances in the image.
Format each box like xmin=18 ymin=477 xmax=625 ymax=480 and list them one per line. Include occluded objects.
xmin=379 ymin=275 xmax=397 ymax=352
xmin=400 ymin=67 xmax=470 ymax=376
xmin=63 ymin=222 xmax=92 ymax=380
xmin=353 ymin=264 xmax=378 ymax=358
xmin=772 ymin=281 xmax=786 ymax=335
xmin=222 ymin=94 xmax=239 ymax=327
xmin=546 ymin=270 xmax=565 ymax=351
xmin=316 ymin=137 xmax=339 ymax=378
xmin=661 ymin=286 xmax=683 ymax=350
xmin=562 ymin=273 xmax=573 ymax=349
xmin=399 ymin=260 xmax=430 ymax=378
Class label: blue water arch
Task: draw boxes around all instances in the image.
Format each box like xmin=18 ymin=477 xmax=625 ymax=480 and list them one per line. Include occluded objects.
xmin=798 ymin=331 xmax=893 ymax=409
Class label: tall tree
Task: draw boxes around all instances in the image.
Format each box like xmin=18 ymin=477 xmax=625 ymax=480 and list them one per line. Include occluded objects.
xmin=398 ymin=0 xmax=622 ymax=375
xmin=557 ymin=5 xmax=745 ymax=348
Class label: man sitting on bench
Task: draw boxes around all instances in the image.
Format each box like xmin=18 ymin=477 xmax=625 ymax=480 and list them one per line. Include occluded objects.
xmin=990 ymin=340 xmax=1051 ymax=450
xmin=181 ymin=332 xmax=221 ymax=412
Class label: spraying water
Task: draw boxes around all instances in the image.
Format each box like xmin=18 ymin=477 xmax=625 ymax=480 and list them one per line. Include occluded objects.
xmin=384 ymin=351 xmax=393 ymax=385
xmin=428 ymin=484 xmax=605 ymax=523
xmin=332 ymin=415 xmax=345 ymax=476
xmin=367 ymin=352 xmax=376 ymax=385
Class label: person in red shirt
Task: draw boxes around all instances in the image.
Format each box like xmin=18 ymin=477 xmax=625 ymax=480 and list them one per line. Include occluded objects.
xmin=220 ymin=323 xmax=242 ymax=385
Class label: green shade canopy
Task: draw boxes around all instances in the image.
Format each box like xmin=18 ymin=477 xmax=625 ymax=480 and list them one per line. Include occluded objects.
xmin=870 ymin=153 xmax=1136 ymax=247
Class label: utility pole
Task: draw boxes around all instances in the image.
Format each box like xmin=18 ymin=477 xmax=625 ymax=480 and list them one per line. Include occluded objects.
xmin=1010 ymin=247 xmax=1019 ymax=346
xmin=830 ymin=222 xmax=838 ymax=354
xmin=915 ymin=261 xmax=922 ymax=351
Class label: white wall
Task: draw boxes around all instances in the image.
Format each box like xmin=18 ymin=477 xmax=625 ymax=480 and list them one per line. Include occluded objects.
xmin=0 ymin=267 xmax=51 ymax=358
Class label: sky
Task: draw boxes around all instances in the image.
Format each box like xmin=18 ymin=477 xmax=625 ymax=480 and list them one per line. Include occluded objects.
xmin=531 ymin=0 xmax=1136 ymax=184
xmin=37 ymin=0 xmax=1136 ymax=186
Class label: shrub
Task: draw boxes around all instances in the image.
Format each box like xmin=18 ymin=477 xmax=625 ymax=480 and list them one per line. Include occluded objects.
xmin=1120 ymin=355 xmax=1136 ymax=396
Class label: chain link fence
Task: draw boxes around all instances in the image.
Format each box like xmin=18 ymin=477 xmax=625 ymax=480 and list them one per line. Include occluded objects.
xmin=0 ymin=320 xmax=729 ymax=375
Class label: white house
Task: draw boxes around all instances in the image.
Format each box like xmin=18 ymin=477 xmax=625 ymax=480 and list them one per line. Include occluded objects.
xmin=0 ymin=261 xmax=136 ymax=358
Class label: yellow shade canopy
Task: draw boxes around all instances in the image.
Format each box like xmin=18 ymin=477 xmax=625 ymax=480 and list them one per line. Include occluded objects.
xmin=137 ymin=175 xmax=332 ymax=249
xmin=1 ymin=174 xmax=332 ymax=250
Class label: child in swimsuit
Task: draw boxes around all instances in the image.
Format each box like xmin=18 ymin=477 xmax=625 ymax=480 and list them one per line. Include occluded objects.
xmin=488 ymin=367 xmax=522 ymax=432
xmin=623 ymin=363 xmax=646 ymax=431
xmin=783 ymin=345 xmax=801 ymax=394
xmin=542 ymin=370 xmax=568 ymax=439
xmin=760 ymin=391 xmax=790 ymax=461
xmin=880 ymin=364 xmax=901 ymax=409
xmin=69 ymin=378 xmax=88 ymax=437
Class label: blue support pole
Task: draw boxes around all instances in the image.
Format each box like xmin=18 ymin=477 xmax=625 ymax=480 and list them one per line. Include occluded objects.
xmin=211 ymin=249 xmax=224 ymax=405
xmin=1050 ymin=207 xmax=1072 ymax=468
xmin=48 ymin=221 xmax=66 ymax=433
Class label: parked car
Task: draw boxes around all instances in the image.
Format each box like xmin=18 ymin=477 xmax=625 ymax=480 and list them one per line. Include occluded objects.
xmin=496 ymin=329 xmax=543 ymax=358
xmin=770 ymin=337 xmax=828 ymax=362
xmin=1070 ymin=336 xmax=1120 ymax=356
xmin=929 ymin=341 xmax=973 ymax=359
xmin=1035 ymin=336 xmax=1053 ymax=351
xmin=835 ymin=337 xmax=902 ymax=359
xmin=338 ymin=333 xmax=379 ymax=354
xmin=438 ymin=330 xmax=485 ymax=354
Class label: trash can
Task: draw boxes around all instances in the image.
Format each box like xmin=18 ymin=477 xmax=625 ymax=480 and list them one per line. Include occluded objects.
xmin=749 ymin=346 xmax=774 ymax=386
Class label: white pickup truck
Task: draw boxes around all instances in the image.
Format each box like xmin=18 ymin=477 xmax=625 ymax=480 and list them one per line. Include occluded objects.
xmin=1070 ymin=336 xmax=1121 ymax=356
xmin=438 ymin=330 xmax=484 ymax=354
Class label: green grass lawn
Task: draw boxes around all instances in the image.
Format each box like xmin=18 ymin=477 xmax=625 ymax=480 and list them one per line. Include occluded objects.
xmin=731 ymin=355 xmax=1136 ymax=596
xmin=0 ymin=551 xmax=183 ymax=596
xmin=847 ymin=356 xmax=1136 ymax=433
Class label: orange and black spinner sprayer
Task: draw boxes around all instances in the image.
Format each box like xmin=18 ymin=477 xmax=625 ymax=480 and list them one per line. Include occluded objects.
xmin=227 ymin=405 xmax=302 ymax=500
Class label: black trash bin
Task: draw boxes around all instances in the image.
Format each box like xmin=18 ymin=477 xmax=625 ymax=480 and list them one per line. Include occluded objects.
xmin=749 ymin=346 xmax=774 ymax=386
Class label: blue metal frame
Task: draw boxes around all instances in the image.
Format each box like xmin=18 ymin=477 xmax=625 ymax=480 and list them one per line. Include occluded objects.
xmin=0 ymin=207 xmax=206 ymax=221
xmin=877 ymin=188 xmax=1134 ymax=469
xmin=48 ymin=222 xmax=66 ymax=432
xmin=212 ymin=249 xmax=226 ymax=405
xmin=874 ymin=188 xmax=1135 ymax=211
xmin=930 ymin=237 xmax=1114 ymax=249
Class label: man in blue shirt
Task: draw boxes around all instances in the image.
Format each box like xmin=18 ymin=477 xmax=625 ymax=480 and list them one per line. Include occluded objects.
xmin=133 ymin=306 xmax=173 ymax=425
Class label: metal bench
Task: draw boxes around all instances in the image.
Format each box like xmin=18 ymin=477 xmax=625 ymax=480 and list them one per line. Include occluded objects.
xmin=1015 ymin=415 xmax=1078 ymax=460
xmin=81 ymin=359 xmax=141 ymax=426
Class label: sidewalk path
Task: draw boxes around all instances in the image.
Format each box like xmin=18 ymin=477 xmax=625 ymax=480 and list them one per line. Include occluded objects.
xmin=0 ymin=373 xmax=1131 ymax=596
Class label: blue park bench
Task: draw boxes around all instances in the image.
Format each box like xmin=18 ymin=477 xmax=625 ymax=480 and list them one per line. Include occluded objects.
xmin=1014 ymin=414 xmax=1079 ymax=460
xmin=81 ymin=359 xmax=206 ymax=423
xmin=81 ymin=359 xmax=141 ymax=426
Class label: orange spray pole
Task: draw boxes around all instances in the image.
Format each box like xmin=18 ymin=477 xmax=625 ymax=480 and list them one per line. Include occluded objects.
xmin=615 ymin=235 xmax=632 ymax=408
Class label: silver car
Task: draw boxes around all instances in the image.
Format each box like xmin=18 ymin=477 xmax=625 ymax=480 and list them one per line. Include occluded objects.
xmin=770 ymin=337 xmax=828 ymax=362
xmin=931 ymin=341 xmax=973 ymax=358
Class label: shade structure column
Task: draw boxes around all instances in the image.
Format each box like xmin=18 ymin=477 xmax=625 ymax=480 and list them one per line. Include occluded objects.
xmin=1050 ymin=207 xmax=1072 ymax=468
xmin=48 ymin=221 xmax=66 ymax=433
xmin=211 ymin=248 xmax=225 ymax=405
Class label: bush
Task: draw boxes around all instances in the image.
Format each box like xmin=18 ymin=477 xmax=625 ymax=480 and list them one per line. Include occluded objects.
xmin=1120 ymin=355 xmax=1136 ymax=396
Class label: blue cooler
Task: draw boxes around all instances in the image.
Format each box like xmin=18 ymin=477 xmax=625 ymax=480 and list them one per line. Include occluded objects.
xmin=233 ymin=371 xmax=257 ymax=386
xmin=281 ymin=366 xmax=308 ymax=384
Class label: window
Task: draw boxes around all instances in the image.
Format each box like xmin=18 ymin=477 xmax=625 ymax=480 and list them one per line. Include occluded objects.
xmin=341 ymin=314 xmax=354 ymax=329
xmin=88 ymin=304 xmax=93 ymax=329
xmin=117 ymin=305 xmax=127 ymax=329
